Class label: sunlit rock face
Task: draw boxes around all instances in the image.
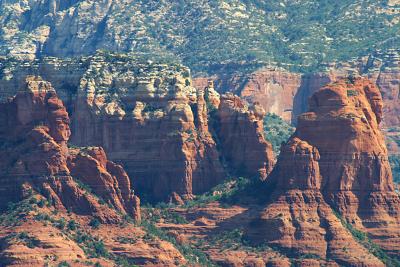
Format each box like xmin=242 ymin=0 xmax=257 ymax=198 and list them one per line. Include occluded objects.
xmin=246 ymin=78 xmax=400 ymax=264
xmin=0 ymin=54 xmax=275 ymax=202
xmin=0 ymin=76 xmax=141 ymax=222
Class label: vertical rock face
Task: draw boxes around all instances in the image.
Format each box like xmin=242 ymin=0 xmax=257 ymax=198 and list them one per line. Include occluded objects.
xmin=247 ymin=78 xmax=400 ymax=264
xmin=0 ymin=76 xmax=140 ymax=222
xmin=70 ymin=59 xmax=226 ymax=201
xmin=193 ymin=68 xmax=302 ymax=122
xmin=0 ymin=55 xmax=275 ymax=202
xmin=216 ymin=93 xmax=274 ymax=179
xmin=296 ymin=78 xmax=393 ymax=203
xmin=193 ymin=50 xmax=400 ymax=130
xmin=248 ymin=78 xmax=400 ymax=266
xmin=294 ymin=78 xmax=400 ymax=254
xmin=247 ymin=137 xmax=386 ymax=266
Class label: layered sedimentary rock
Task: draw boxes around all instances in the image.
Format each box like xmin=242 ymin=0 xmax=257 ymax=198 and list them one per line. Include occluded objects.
xmin=70 ymin=56 xmax=226 ymax=201
xmin=193 ymin=49 xmax=400 ymax=130
xmin=216 ymin=93 xmax=274 ymax=179
xmin=293 ymin=50 xmax=400 ymax=127
xmin=0 ymin=54 xmax=275 ymax=202
xmin=193 ymin=68 xmax=302 ymax=122
xmin=248 ymin=139 xmax=385 ymax=266
xmin=295 ymin=78 xmax=400 ymax=255
xmin=0 ymin=76 xmax=140 ymax=222
xmin=247 ymin=78 xmax=400 ymax=264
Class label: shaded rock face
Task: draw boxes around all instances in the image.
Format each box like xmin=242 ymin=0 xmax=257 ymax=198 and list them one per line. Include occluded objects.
xmin=296 ymin=78 xmax=393 ymax=203
xmin=216 ymin=93 xmax=274 ymax=180
xmin=247 ymin=78 xmax=400 ymax=264
xmin=293 ymin=50 xmax=400 ymax=128
xmin=0 ymin=76 xmax=140 ymax=222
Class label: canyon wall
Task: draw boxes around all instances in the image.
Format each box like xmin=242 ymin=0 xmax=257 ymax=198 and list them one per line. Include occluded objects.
xmin=193 ymin=49 xmax=400 ymax=128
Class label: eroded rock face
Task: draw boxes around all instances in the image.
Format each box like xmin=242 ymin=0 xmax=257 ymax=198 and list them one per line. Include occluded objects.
xmin=216 ymin=93 xmax=274 ymax=179
xmin=296 ymin=78 xmax=393 ymax=206
xmin=193 ymin=68 xmax=302 ymax=122
xmin=193 ymin=49 xmax=400 ymax=131
xmin=0 ymin=55 xmax=276 ymax=202
xmin=295 ymin=78 xmax=400 ymax=255
xmin=70 ymin=58 xmax=225 ymax=201
xmin=0 ymin=76 xmax=140 ymax=222
xmin=247 ymin=78 xmax=400 ymax=264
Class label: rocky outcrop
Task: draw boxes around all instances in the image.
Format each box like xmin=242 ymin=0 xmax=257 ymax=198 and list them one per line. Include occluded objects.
xmin=293 ymin=50 xmax=400 ymax=128
xmin=193 ymin=50 xmax=400 ymax=131
xmin=216 ymin=93 xmax=274 ymax=179
xmin=193 ymin=68 xmax=302 ymax=122
xmin=295 ymin=78 xmax=400 ymax=255
xmin=247 ymin=77 xmax=400 ymax=264
xmin=0 ymin=76 xmax=140 ymax=222
xmin=0 ymin=54 xmax=276 ymax=202
xmin=70 ymin=57 xmax=225 ymax=201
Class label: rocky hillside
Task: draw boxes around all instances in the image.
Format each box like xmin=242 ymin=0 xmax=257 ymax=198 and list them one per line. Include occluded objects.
xmin=1 ymin=0 xmax=399 ymax=73
xmin=0 ymin=77 xmax=191 ymax=266
xmin=0 ymin=64 xmax=399 ymax=266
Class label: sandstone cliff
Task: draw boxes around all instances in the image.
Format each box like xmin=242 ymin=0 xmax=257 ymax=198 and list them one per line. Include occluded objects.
xmin=193 ymin=49 xmax=400 ymax=131
xmin=295 ymin=78 xmax=400 ymax=256
xmin=216 ymin=93 xmax=274 ymax=179
xmin=246 ymin=77 xmax=400 ymax=265
xmin=70 ymin=56 xmax=226 ymax=202
xmin=0 ymin=76 xmax=140 ymax=222
xmin=0 ymin=54 xmax=276 ymax=202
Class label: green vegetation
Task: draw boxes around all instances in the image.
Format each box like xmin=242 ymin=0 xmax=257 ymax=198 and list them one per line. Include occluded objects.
xmin=10 ymin=232 xmax=41 ymax=248
xmin=89 ymin=218 xmax=101 ymax=229
xmin=54 ymin=218 xmax=66 ymax=230
xmin=74 ymin=231 xmax=109 ymax=258
xmin=347 ymin=89 xmax=359 ymax=97
xmin=140 ymin=220 xmax=215 ymax=266
xmin=181 ymin=177 xmax=265 ymax=207
xmin=0 ymin=197 xmax=38 ymax=226
xmin=57 ymin=261 xmax=71 ymax=267
xmin=390 ymin=156 xmax=400 ymax=185
xmin=263 ymin=113 xmax=295 ymax=155
xmin=1 ymin=1 xmax=399 ymax=74
xmin=67 ymin=220 xmax=78 ymax=231
xmin=334 ymin=211 xmax=400 ymax=266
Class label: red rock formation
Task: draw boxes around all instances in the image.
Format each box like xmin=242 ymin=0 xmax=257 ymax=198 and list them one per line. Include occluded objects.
xmin=246 ymin=132 xmax=386 ymax=265
xmin=295 ymin=78 xmax=400 ymax=255
xmin=250 ymin=78 xmax=400 ymax=264
xmin=193 ymin=68 xmax=302 ymax=121
xmin=216 ymin=93 xmax=274 ymax=179
xmin=72 ymin=75 xmax=226 ymax=201
xmin=0 ymin=76 xmax=140 ymax=222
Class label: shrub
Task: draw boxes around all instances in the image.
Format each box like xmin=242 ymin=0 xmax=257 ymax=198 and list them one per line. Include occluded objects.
xmin=89 ymin=218 xmax=101 ymax=229
xmin=74 ymin=231 xmax=109 ymax=258
xmin=37 ymin=198 xmax=46 ymax=208
xmin=54 ymin=218 xmax=66 ymax=230
xmin=333 ymin=211 xmax=400 ymax=266
xmin=67 ymin=220 xmax=77 ymax=231
xmin=263 ymin=113 xmax=294 ymax=155
xmin=15 ymin=232 xmax=40 ymax=248
xmin=58 ymin=261 xmax=70 ymax=267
